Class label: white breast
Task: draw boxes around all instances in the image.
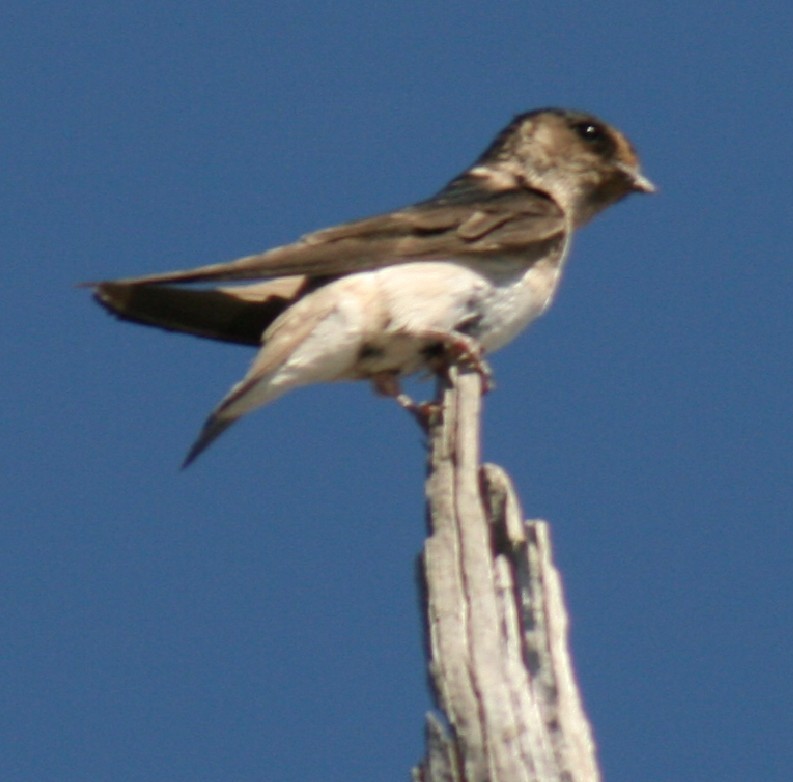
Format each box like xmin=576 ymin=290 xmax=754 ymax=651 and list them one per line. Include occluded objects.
xmin=348 ymin=257 xmax=565 ymax=376
xmin=472 ymin=257 xmax=564 ymax=351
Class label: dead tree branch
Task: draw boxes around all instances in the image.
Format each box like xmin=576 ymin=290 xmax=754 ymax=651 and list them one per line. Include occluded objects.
xmin=414 ymin=368 xmax=601 ymax=782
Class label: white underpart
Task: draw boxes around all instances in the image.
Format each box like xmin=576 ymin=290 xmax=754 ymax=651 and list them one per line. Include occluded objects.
xmin=221 ymin=257 xmax=565 ymax=418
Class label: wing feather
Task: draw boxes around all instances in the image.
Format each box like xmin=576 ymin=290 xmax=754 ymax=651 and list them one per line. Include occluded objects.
xmin=89 ymin=181 xmax=565 ymax=288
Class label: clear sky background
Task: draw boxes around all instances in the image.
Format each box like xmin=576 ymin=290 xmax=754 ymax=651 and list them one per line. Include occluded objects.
xmin=3 ymin=3 xmax=792 ymax=781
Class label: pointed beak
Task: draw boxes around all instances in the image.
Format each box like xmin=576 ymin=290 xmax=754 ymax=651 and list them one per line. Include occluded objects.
xmin=620 ymin=163 xmax=656 ymax=193
xmin=631 ymin=171 xmax=656 ymax=193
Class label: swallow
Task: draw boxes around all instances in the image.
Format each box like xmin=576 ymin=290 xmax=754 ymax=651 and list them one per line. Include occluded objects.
xmin=87 ymin=108 xmax=654 ymax=466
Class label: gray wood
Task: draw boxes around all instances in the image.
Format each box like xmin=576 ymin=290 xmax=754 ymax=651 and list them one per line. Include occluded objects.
xmin=413 ymin=369 xmax=601 ymax=782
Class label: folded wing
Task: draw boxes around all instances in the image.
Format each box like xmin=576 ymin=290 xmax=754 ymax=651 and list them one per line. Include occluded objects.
xmin=87 ymin=178 xmax=566 ymax=344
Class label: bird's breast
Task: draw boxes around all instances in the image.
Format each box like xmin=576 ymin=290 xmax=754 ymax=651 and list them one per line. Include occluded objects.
xmin=469 ymin=256 xmax=564 ymax=352
xmin=347 ymin=257 xmax=563 ymax=377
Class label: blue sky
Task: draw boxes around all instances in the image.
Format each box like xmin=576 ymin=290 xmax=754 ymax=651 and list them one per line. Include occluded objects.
xmin=3 ymin=3 xmax=792 ymax=781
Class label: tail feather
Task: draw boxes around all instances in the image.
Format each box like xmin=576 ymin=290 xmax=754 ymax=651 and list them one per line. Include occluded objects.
xmin=89 ymin=282 xmax=293 ymax=345
xmin=181 ymin=413 xmax=239 ymax=469
xmin=182 ymin=371 xmax=281 ymax=467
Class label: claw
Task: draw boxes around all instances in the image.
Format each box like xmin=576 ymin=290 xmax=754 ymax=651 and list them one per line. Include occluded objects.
xmin=398 ymin=398 xmax=441 ymax=431
xmin=416 ymin=329 xmax=494 ymax=393
xmin=370 ymin=371 xmax=441 ymax=431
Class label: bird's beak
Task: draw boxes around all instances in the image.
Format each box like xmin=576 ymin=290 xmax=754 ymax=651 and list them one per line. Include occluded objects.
xmin=620 ymin=163 xmax=656 ymax=193
xmin=631 ymin=172 xmax=656 ymax=193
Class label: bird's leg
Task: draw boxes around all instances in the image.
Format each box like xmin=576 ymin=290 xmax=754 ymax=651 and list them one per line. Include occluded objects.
xmin=370 ymin=371 xmax=439 ymax=431
xmin=369 ymin=326 xmax=492 ymax=432
xmin=415 ymin=329 xmax=494 ymax=393
xmin=370 ymin=371 xmax=414 ymax=408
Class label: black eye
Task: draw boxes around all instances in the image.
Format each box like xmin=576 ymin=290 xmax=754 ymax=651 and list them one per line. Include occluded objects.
xmin=573 ymin=121 xmax=604 ymax=143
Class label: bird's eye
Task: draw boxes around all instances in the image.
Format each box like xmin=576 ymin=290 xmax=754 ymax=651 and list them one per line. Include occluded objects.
xmin=573 ymin=121 xmax=604 ymax=143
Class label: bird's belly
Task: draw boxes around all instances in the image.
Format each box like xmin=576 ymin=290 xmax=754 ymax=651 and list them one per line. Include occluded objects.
xmin=349 ymin=258 xmax=562 ymax=377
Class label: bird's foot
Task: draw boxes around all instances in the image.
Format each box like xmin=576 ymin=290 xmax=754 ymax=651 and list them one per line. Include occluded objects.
xmin=418 ymin=330 xmax=494 ymax=393
xmin=370 ymin=372 xmax=441 ymax=431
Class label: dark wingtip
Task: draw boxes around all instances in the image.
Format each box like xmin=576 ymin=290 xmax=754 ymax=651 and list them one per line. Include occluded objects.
xmin=85 ymin=281 xmax=280 ymax=346
xmin=181 ymin=414 xmax=237 ymax=469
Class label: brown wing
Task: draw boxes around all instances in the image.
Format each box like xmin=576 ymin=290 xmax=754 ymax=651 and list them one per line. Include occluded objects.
xmin=87 ymin=176 xmax=566 ymax=344
xmin=90 ymin=177 xmax=566 ymax=287
xmin=92 ymin=277 xmax=313 ymax=346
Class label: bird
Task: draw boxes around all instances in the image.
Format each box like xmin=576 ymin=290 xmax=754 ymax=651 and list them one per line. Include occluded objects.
xmin=87 ymin=107 xmax=654 ymax=467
